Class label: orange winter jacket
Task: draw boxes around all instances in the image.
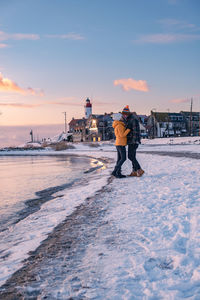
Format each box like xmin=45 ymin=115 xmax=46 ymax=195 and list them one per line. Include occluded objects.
xmin=112 ymin=120 xmax=130 ymax=146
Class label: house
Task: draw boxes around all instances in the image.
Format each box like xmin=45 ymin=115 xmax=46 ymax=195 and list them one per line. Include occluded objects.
xmin=138 ymin=114 xmax=148 ymax=138
xmin=147 ymin=111 xmax=187 ymax=138
xmin=180 ymin=111 xmax=200 ymax=136
xmin=68 ymin=118 xmax=86 ymax=133
xmin=138 ymin=114 xmax=148 ymax=126
xmin=85 ymin=113 xmax=114 ymax=141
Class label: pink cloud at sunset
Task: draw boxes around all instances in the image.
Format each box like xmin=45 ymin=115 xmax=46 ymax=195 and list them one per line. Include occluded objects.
xmin=45 ymin=100 xmax=116 ymax=107
xmin=0 ymin=43 xmax=8 ymax=48
xmin=0 ymin=73 xmax=43 ymax=96
xmin=114 ymin=78 xmax=149 ymax=92
xmin=46 ymin=101 xmax=81 ymax=106
xmin=0 ymin=31 xmax=40 ymax=41
xmin=45 ymin=33 xmax=85 ymax=40
xmin=0 ymin=103 xmax=41 ymax=108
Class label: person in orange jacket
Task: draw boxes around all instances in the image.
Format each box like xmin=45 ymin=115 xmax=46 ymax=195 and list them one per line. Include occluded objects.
xmin=111 ymin=113 xmax=130 ymax=178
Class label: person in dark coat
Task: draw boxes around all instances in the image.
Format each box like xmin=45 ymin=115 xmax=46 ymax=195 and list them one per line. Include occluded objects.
xmin=122 ymin=105 xmax=144 ymax=177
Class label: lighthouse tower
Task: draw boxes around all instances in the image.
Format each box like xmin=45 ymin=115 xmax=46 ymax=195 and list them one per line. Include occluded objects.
xmin=85 ymin=98 xmax=92 ymax=119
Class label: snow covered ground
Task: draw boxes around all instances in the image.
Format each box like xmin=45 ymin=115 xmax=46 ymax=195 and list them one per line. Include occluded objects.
xmin=78 ymin=154 xmax=200 ymax=299
xmin=142 ymin=136 xmax=200 ymax=145
xmin=0 ymin=137 xmax=200 ymax=299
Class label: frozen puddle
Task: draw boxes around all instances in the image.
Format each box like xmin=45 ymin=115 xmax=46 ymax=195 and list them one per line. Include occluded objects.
xmin=0 ymin=153 xmax=200 ymax=299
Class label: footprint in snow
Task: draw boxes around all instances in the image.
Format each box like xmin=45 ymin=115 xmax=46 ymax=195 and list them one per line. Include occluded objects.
xmin=173 ymin=235 xmax=188 ymax=254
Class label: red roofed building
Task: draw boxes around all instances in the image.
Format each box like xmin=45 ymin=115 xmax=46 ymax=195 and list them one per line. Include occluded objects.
xmin=68 ymin=118 xmax=86 ymax=133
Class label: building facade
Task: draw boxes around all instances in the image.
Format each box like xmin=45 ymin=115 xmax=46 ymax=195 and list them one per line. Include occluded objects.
xmin=68 ymin=118 xmax=86 ymax=133
xmin=85 ymin=113 xmax=114 ymax=141
xmin=138 ymin=114 xmax=148 ymax=138
xmin=147 ymin=112 xmax=187 ymax=138
xmin=180 ymin=111 xmax=200 ymax=136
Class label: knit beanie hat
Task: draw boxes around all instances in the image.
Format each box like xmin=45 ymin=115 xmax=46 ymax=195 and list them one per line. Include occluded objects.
xmin=122 ymin=105 xmax=130 ymax=114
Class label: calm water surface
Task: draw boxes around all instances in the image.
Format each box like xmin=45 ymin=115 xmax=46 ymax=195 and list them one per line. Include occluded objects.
xmin=0 ymin=155 xmax=94 ymax=231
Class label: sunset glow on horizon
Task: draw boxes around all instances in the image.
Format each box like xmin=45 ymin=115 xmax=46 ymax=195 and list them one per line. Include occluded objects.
xmin=0 ymin=0 xmax=199 ymax=127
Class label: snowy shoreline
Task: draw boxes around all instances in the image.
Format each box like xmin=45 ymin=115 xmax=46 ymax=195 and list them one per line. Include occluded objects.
xmin=0 ymin=171 xmax=114 ymax=299
xmin=0 ymin=139 xmax=200 ymax=299
xmin=0 ymin=152 xmax=113 ymax=290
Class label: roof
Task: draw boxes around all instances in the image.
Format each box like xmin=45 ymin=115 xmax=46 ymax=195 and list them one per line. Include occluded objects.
xmin=180 ymin=111 xmax=200 ymax=116
xmin=68 ymin=118 xmax=86 ymax=126
xmin=152 ymin=112 xmax=184 ymax=122
xmin=138 ymin=114 xmax=148 ymax=119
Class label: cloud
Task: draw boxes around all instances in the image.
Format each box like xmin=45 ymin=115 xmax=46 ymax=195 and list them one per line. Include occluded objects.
xmin=94 ymin=101 xmax=117 ymax=106
xmin=40 ymin=99 xmax=117 ymax=107
xmin=170 ymin=98 xmax=190 ymax=103
xmin=0 ymin=43 xmax=8 ymax=48
xmin=114 ymin=78 xmax=149 ymax=92
xmin=158 ymin=19 xmax=199 ymax=32
xmin=45 ymin=33 xmax=85 ymax=40
xmin=46 ymin=101 xmax=81 ymax=106
xmin=134 ymin=33 xmax=200 ymax=44
xmin=0 ymin=30 xmax=84 ymax=46
xmin=0 ymin=31 xmax=40 ymax=41
xmin=0 ymin=73 xmax=43 ymax=95
xmin=28 ymin=88 xmax=44 ymax=97
xmin=0 ymin=102 xmax=41 ymax=108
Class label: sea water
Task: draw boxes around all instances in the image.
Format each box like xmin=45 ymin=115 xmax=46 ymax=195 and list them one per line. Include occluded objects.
xmin=0 ymin=154 xmax=106 ymax=287
xmin=0 ymin=155 xmax=95 ymax=232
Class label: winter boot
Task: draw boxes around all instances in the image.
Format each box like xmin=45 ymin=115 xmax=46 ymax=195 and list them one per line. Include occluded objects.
xmin=112 ymin=170 xmax=126 ymax=178
xmin=129 ymin=171 xmax=137 ymax=177
xmin=111 ymin=166 xmax=119 ymax=176
xmin=117 ymin=170 xmax=126 ymax=178
xmin=117 ymin=173 xmax=126 ymax=178
xmin=136 ymin=169 xmax=145 ymax=177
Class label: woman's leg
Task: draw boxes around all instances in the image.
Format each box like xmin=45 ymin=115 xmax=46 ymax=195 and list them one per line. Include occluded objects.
xmin=115 ymin=146 xmax=126 ymax=174
xmin=112 ymin=147 xmax=121 ymax=175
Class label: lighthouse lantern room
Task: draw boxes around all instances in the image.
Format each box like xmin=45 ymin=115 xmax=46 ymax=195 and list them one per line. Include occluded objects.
xmin=85 ymin=98 xmax=92 ymax=119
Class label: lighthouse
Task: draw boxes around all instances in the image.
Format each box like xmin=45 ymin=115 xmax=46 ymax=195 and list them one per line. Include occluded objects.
xmin=85 ymin=98 xmax=92 ymax=119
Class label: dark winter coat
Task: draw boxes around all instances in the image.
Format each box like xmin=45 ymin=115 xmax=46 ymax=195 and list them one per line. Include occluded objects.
xmin=123 ymin=114 xmax=141 ymax=144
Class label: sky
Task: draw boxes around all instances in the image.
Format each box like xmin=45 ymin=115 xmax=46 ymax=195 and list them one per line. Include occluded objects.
xmin=0 ymin=0 xmax=200 ymax=127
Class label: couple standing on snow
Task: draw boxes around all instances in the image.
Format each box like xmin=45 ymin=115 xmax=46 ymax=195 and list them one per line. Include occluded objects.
xmin=112 ymin=105 xmax=144 ymax=179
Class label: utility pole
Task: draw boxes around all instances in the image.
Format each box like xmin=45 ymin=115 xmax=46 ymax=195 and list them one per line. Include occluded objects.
xmin=62 ymin=112 xmax=67 ymax=133
xmin=103 ymin=114 xmax=105 ymax=141
xmin=199 ymin=98 xmax=200 ymax=137
xmin=199 ymin=110 xmax=200 ymax=137
xmin=190 ymin=98 xmax=193 ymax=136
xmin=151 ymin=108 xmax=156 ymax=138
xmin=167 ymin=109 xmax=170 ymax=137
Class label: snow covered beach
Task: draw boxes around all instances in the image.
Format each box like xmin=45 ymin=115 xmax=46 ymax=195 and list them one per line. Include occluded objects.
xmin=0 ymin=137 xmax=200 ymax=299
